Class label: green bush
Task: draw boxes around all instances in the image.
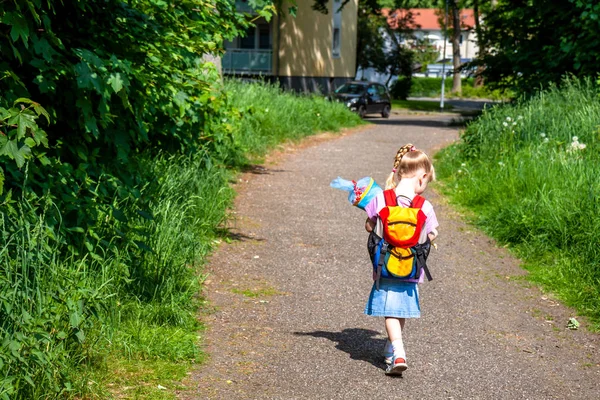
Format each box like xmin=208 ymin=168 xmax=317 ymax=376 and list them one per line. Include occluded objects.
xmin=409 ymin=77 xmax=461 ymax=97
xmin=409 ymin=77 xmax=513 ymax=100
xmin=0 ymin=82 xmax=361 ymax=398
xmin=0 ymin=1 xmax=364 ymax=396
xmin=389 ymin=77 xmax=413 ymax=100
xmin=435 ymin=77 xmax=600 ymax=327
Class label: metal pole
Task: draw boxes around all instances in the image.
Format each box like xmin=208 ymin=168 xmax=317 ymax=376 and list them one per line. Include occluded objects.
xmin=440 ymin=0 xmax=449 ymax=111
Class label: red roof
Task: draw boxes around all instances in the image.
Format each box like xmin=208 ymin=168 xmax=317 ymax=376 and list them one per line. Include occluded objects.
xmin=382 ymin=8 xmax=475 ymax=31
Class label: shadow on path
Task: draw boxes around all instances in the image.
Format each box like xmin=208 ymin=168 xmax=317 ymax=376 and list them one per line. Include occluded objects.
xmin=294 ymin=328 xmax=388 ymax=371
xmin=366 ymin=118 xmax=453 ymax=129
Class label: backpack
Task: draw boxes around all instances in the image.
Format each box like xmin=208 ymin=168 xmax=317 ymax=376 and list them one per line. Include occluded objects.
xmin=367 ymin=189 xmax=433 ymax=287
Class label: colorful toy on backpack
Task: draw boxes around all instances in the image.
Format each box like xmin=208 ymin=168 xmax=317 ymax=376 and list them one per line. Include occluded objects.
xmin=330 ymin=177 xmax=383 ymax=210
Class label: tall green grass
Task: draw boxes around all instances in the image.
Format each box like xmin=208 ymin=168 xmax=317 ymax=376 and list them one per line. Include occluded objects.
xmin=225 ymin=79 xmax=363 ymax=156
xmin=0 ymin=154 xmax=232 ymax=399
xmin=1 ymin=80 xmax=363 ymax=398
xmin=436 ymin=78 xmax=600 ymax=328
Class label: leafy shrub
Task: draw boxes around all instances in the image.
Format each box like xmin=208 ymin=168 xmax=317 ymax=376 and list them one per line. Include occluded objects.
xmin=0 ymin=1 xmax=364 ymax=396
xmin=389 ymin=77 xmax=412 ymax=100
xmin=409 ymin=77 xmax=513 ymax=100
xmin=410 ymin=77 xmax=457 ymax=97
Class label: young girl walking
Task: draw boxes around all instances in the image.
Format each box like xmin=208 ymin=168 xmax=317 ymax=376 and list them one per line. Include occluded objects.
xmin=364 ymin=143 xmax=439 ymax=376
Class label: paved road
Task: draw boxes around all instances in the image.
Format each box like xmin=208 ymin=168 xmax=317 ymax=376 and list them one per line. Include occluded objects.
xmin=407 ymin=97 xmax=501 ymax=113
xmin=180 ymin=114 xmax=600 ymax=399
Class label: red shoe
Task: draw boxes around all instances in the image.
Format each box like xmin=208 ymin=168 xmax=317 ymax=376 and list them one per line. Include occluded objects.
xmin=385 ymin=357 xmax=407 ymax=376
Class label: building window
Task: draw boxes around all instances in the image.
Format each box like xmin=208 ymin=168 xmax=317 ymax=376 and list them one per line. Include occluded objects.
xmin=332 ymin=0 xmax=342 ymax=58
xmin=239 ymin=24 xmax=271 ymax=50
xmin=240 ymin=26 xmax=256 ymax=49
xmin=259 ymin=24 xmax=271 ymax=49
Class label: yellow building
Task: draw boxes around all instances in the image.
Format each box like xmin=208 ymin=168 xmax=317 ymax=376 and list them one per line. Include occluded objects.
xmin=223 ymin=0 xmax=358 ymax=92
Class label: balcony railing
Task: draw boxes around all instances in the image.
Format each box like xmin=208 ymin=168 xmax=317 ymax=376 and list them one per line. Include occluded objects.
xmin=235 ymin=0 xmax=255 ymax=14
xmin=222 ymin=49 xmax=273 ymax=75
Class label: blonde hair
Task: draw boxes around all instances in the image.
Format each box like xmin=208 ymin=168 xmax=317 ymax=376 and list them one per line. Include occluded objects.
xmin=385 ymin=143 xmax=436 ymax=189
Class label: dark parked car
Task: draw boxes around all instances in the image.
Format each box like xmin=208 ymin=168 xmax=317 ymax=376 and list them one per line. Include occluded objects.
xmin=331 ymin=81 xmax=392 ymax=118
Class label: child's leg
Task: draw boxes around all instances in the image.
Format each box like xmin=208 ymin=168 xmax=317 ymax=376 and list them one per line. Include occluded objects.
xmin=385 ymin=317 xmax=406 ymax=359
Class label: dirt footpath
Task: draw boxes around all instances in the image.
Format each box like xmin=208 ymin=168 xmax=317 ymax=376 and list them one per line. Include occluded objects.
xmin=179 ymin=114 xmax=600 ymax=400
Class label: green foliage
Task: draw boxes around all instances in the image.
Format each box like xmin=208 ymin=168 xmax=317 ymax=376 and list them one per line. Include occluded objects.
xmin=0 ymin=0 xmax=252 ymax=250
xmin=411 ymin=38 xmax=440 ymax=72
xmin=356 ymin=1 xmax=416 ymax=85
xmin=409 ymin=77 xmax=512 ymax=100
xmin=0 ymin=0 xmax=363 ymax=396
xmin=478 ymin=0 xmax=600 ymax=93
xmin=436 ymin=78 xmax=600 ymax=327
xmin=0 ymin=78 xmax=361 ymax=399
xmin=390 ymin=77 xmax=413 ymax=100
xmin=224 ymin=79 xmax=363 ymax=156
xmin=0 ymin=99 xmax=49 ymax=194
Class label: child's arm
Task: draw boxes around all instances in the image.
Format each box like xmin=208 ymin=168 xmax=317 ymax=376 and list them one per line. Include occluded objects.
xmin=428 ymin=228 xmax=438 ymax=242
xmin=365 ymin=217 xmax=376 ymax=232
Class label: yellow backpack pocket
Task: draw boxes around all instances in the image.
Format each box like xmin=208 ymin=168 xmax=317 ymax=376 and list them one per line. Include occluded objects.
xmin=383 ymin=247 xmax=418 ymax=279
xmin=384 ymin=207 xmax=420 ymax=243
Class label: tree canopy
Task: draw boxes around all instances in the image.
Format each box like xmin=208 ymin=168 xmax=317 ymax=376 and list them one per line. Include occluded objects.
xmin=475 ymin=0 xmax=600 ymax=93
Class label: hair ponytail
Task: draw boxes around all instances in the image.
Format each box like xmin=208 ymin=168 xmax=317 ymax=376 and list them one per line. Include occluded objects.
xmin=385 ymin=144 xmax=434 ymax=189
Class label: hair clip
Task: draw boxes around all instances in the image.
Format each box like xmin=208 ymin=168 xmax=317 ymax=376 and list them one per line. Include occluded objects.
xmin=392 ymin=168 xmax=397 ymax=173
xmin=410 ymin=145 xmax=416 ymax=151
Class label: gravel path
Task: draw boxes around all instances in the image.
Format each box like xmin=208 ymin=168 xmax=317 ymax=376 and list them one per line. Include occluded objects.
xmin=179 ymin=114 xmax=600 ymax=400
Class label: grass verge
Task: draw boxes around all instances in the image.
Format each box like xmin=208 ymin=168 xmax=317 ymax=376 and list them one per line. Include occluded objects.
xmin=392 ymin=99 xmax=454 ymax=112
xmin=408 ymin=77 xmax=514 ymax=100
xmin=435 ymin=77 xmax=600 ymax=330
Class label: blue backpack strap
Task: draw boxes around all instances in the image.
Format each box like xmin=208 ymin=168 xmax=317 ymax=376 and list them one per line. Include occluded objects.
xmin=374 ymin=239 xmax=388 ymax=290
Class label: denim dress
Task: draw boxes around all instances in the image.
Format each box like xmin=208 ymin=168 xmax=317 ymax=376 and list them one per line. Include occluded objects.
xmin=364 ymin=278 xmax=421 ymax=318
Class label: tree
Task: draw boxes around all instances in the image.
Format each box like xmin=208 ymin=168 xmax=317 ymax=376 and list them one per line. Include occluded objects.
xmin=472 ymin=0 xmax=484 ymax=87
xmin=476 ymin=0 xmax=600 ymax=93
xmin=355 ymin=1 xmax=389 ymax=75
xmin=449 ymin=0 xmax=462 ymax=94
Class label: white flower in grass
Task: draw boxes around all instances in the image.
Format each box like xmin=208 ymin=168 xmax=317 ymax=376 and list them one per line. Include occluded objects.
xmin=512 ymin=122 xmax=517 ymax=126
xmin=506 ymin=116 xmax=512 ymax=122
xmin=567 ymin=137 xmax=586 ymax=152
xmin=503 ymin=122 xmax=508 ymax=127
xmin=518 ymin=116 xmax=523 ymax=120
xmin=540 ymin=132 xmax=546 ymax=138
xmin=498 ymin=161 xmax=505 ymax=167
xmin=265 ymin=108 xmax=269 ymax=113
xmin=461 ymin=163 xmax=466 ymax=167
xmin=458 ymin=169 xmax=463 ymax=174
xmin=543 ymin=138 xmax=549 ymax=143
